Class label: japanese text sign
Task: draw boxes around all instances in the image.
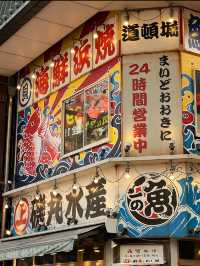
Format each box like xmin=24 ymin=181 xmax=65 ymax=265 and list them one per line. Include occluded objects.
xmin=121 ymin=7 xmax=180 ymax=54
xmin=34 ymin=65 xmax=51 ymax=102
xmin=17 ymin=14 xmax=118 ymax=110
xmin=12 ymin=175 xmax=107 ymax=235
xmin=120 ymin=245 xmax=164 ymax=265
xmin=123 ymin=52 xmax=182 ymax=156
xmin=71 ymin=34 xmax=93 ymax=81
xmin=93 ymin=16 xmax=118 ymax=69
xmin=51 ymin=50 xmax=71 ymax=92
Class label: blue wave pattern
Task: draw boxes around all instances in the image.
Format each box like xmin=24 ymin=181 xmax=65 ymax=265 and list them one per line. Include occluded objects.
xmin=182 ymin=73 xmax=200 ymax=154
xmin=118 ymin=175 xmax=200 ymax=237
xmin=15 ymin=70 xmax=121 ymax=188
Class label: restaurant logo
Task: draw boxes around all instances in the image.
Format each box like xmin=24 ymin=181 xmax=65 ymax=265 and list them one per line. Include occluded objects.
xmin=19 ymin=77 xmax=32 ymax=107
xmin=126 ymin=172 xmax=178 ymax=225
xmin=14 ymin=198 xmax=29 ymax=235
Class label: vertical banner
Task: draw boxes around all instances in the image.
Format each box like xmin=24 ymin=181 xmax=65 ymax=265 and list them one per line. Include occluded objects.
xmin=123 ymin=52 xmax=182 ymax=156
xmin=184 ymin=9 xmax=200 ymax=54
xmin=121 ymin=8 xmax=180 ymax=55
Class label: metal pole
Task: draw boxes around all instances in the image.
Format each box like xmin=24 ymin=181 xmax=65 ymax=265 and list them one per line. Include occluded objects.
xmin=1 ymin=95 xmax=13 ymax=238
xmin=4 ymin=96 xmax=13 ymax=192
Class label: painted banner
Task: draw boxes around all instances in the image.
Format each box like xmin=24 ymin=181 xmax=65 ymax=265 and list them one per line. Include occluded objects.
xmin=123 ymin=52 xmax=182 ymax=156
xmin=10 ymin=162 xmax=200 ymax=238
xmin=184 ymin=9 xmax=200 ymax=54
xmin=117 ymin=163 xmax=200 ymax=238
xmin=181 ymin=52 xmax=200 ymax=154
xmin=17 ymin=12 xmax=118 ymax=111
xmin=121 ymin=7 xmax=180 ymax=55
xmin=11 ymin=169 xmax=109 ymax=236
xmin=15 ymin=58 xmax=121 ymax=188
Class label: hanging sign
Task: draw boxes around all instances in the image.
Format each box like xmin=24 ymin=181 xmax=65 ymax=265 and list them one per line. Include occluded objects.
xmin=121 ymin=7 xmax=180 ymax=55
xmin=14 ymin=198 xmax=29 ymax=235
xmin=120 ymin=245 xmax=164 ymax=265
xmin=12 ymin=175 xmax=107 ymax=236
xmin=123 ymin=52 xmax=182 ymax=156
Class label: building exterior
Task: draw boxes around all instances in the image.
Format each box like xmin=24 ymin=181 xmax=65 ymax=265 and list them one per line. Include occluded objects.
xmin=0 ymin=2 xmax=200 ymax=266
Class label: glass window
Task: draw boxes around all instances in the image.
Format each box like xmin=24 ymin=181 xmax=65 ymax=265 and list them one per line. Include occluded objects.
xmin=63 ymin=92 xmax=84 ymax=154
xmin=63 ymin=78 xmax=109 ymax=157
xmin=35 ymin=254 xmax=54 ymax=265
xmin=84 ymin=79 xmax=109 ymax=146
xmin=16 ymin=258 xmax=33 ymax=266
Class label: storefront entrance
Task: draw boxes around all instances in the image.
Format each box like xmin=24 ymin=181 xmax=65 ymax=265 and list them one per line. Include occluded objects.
xmin=179 ymin=240 xmax=200 ymax=266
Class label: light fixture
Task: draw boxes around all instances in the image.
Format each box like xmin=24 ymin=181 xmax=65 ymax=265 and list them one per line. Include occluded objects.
xmin=4 ymin=199 xmax=9 ymax=209
xmin=123 ymin=8 xmax=129 ymax=26
xmin=17 ymin=84 xmax=20 ymax=90
xmin=94 ymin=249 xmax=100 ymax=253
xmin=124 ymin=162 xmax=131 ymax=179
xmin=50 ymin=62 xmax=55 ymax=67
xmin=169 ymin=140 xmax=175 ymax=155
xmin=93 ymin=167 xmax=100 ymax=184
xmin=5 ymin=230 xmax=11 ymax=236
xmin=19 ymin=195 xmax=24 ymax=206
xmin=124 ymin=142 xmax=132 ymax=156
xmin=93 ymin=32 xmax=98 ymax=39
xmin=71 ymin=48 xmax=75 ymax=55
xmin=93 ymin=246 xmax=100 ymax=253
xmin=52 ymin=180 xmax=58 ymax=196
xmin=35 ymin=186 xmax=40 ymax=200
xmin=72 ymin=174 xmax=78 ymax=191
xmin=78 ymin=249 xmax=85 ymax=252
xmin=169 ymin=5 xmax=174 ymax=23
xmin=169 ymin=174 xmax=175 ymax=180
xmin=31 ymin=73 xmax=36 ymax=79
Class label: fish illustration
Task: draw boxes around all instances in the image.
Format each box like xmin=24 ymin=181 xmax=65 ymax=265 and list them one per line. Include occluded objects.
xmin=182 ymin=91 xmax=193 ymax=111
xmin=38 ymin=109 xmax=60 ymax=166
xmin=21 ymin=108 xmax=41 ymax=177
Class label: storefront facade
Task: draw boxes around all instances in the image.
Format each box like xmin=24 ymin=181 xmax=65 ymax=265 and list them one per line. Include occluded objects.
xmin=2 ymin=6 xmax=200 ymax=266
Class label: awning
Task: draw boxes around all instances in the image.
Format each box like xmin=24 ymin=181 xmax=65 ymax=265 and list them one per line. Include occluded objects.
xmin=0 ymin=225 xmax=103 ymax=261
